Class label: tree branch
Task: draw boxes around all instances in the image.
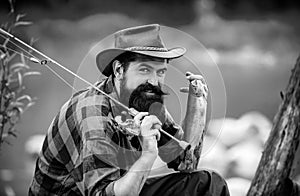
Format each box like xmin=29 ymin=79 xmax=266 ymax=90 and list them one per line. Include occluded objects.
xmin=247 ymin=55 xmax=300 ymax=195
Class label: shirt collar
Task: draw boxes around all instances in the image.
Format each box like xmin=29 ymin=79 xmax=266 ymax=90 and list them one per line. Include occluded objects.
xmin=101 ymin=76 xmax=127 ymax=119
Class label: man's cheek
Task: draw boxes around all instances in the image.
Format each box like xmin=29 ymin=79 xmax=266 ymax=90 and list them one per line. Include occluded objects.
xmin=127 ymin=77 xmax=146 ymax=89
xmin=125 ymin=82 xmax=138 ymax=92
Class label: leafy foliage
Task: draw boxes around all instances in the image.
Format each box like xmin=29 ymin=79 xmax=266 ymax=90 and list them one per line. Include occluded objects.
xmin=0 ymin=1 xmax=39 ymax=148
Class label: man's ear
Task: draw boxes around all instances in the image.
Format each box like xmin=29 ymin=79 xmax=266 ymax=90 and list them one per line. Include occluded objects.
xmin=112 ymin=60 xmax=124 ymax=80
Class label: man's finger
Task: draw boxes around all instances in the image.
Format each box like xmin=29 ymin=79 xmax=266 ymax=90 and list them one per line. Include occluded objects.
xmin=204 ymin=85 xmax=208 ymax=93
xmin=187 ymin=74 xmax=205 ymax=81
xmin=152 ymin=129 xmax=161 ymax=141
xmin=143 ymin=115 xmax=162 ymax=125
xmin=153 ymin=123 xmax=162 ymax=130
xmin=133 ymin=111 xmax=149 ymax=125
xmin=141 ymin=115 xmax=162 ymax=130
xmin=179 ymin=87 xmax=189 ymax=93
xmin=186 ymin=71 xmax=192 ymax=76
xmin=143 ymin=129 xmax=161 ymax=141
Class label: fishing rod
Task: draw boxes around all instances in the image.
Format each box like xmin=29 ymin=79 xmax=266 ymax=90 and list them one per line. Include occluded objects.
xmin=0 ymin=28 xmax=189 ymax=148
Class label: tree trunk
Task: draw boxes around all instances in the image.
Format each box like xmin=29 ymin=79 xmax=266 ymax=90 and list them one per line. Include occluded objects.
xmin=247 ymin=56 xmax=300 ymax=196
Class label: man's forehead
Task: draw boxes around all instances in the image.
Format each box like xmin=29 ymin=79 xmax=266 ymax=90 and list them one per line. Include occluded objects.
xmin=129 ymin=59 xmax=168 ymax=69
xmin=130 ymin=59 xmax=168 ymax=69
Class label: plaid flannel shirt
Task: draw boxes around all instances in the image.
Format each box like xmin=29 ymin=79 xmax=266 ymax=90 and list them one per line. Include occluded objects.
xmin=29 ymin=76 xmax=184 ymax=196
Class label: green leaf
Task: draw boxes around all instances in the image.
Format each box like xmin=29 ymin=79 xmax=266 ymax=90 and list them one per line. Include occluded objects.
xmin=14 ymin=21 xmax=33 ymax=27
xmin=23 ymin=71 xmax=41 ymax=77
xmin=23 ymin=102 xmax=34 ymax=113
xmin=11 ymin=68 xmax=24 ymax=75
xmin=30 ymin=37 xmax=38 ymax=46
xmin=10 ymin=106 xmax=24 ymax=114
xmin=26 ymin=101 xmax=35 ymax=108
xmin=17 ymin=72 xmax=22 ymax=87
xmin=8 ymin=0 xmax=14 ymax=13
xmin=16 ymin=95 xmax=32 ymax=102
xmin=0 ymin=52 xmax=6 ymax=60
xmin=10 ymin=101 xmax=24 ymax=107
xmin=20 ymin=52 xmax=26 ymax=65
xmin=16 ymin=14 xmax=26 ymax=22
xmin=10 ymin=62 xmax=30 ymax=71
xmin=2 ymin=133 xmax=8 ymax=139
xmin=10 ymin=92 xmax=16 ymax=100
xmin=11 ymin=106 xmax=22 ymax=115
xmin=6 ymin=53 xmax=17 ymax=63
xmin=3 ymin=38 xmax=10 ymax=49
xmin=17 ymin=106 xmax=24 ymax=114
xmin=7 ymin=107 xmax=21 ymax=124
xmin=8 ymin=130 xmax=17 ymax=138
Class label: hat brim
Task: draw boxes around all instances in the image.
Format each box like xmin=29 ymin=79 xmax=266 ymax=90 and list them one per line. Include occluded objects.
xmin=96 ymin=47 xmax=186 ymax=77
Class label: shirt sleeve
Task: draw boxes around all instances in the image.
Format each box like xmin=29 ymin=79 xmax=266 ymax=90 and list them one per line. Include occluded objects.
xmin=79 ymin=101 xmax=120 ymax=196
xmin=157 ymin=109 xmax=185 ymax=170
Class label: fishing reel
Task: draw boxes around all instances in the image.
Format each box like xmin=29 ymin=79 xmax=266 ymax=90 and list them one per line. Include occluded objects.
xmin=112 ymin=108 xmax=158 ymax=138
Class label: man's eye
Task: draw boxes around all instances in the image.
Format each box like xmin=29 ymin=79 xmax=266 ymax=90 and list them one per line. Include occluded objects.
xmin=139 ymin=68 xmax=150 ymax=73
xmin=158 ymin=70 xmax=166 ymax=75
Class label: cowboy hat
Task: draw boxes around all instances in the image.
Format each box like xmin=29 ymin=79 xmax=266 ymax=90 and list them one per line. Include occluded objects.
xmin=96 ymin=24 xmax=186 ymax=76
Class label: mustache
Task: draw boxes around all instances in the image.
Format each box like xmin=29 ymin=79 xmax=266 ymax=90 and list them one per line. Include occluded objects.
xmin=128 ymin=82 xmax=168 ymax=113
xmin=134 ymin=82 xmax=169 ymax=96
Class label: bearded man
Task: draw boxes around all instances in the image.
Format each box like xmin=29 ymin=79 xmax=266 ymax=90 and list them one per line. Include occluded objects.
xmin=29 ymin=24 xmax=229 ymax=196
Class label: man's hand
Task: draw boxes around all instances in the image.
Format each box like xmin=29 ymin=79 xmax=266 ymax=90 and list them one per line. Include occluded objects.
xmin=114 ymin=113 xmax=162 ymax=196
xmin=180 ymin=71 xmax=208 ymax=99
xmin=178 ymin=71 xmax=208 ymax=172
xmin=133 ymin=112 xmax=162 ymax=157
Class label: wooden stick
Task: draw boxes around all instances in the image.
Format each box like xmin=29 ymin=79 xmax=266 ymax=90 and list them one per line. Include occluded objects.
xmin=247 ymin=55 xmax=300 ymax=195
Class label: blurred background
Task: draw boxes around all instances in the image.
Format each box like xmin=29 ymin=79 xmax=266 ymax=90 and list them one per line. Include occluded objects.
xmin=0 ymin=0 xmax=300 ymax=195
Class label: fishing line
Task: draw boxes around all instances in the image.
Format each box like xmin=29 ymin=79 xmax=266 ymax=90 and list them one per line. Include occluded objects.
xmin=0 ymin=29 xmax=137 ymax=115
xmin=0 ymin=33 xmax=118 ymax=120
xmin=2 ymin=45 xmax=34 ymax=61
xmin=1 ymin=40 xmax=76 ymax=90
xmin=0 ymin=28 xmax=184 ymax=145
xmin=0 ymin=33 xmax=37 ymax=60
xmin=43 ymin=64 xmax=77 ymax=90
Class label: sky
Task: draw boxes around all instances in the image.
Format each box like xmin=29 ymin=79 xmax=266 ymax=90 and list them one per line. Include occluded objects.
xmin=0 ymin=0 xmax=300 ymax=195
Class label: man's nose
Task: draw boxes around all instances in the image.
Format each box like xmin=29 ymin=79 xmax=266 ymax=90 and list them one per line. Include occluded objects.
xmin=147 ymin=77 xmax=159 ymax=86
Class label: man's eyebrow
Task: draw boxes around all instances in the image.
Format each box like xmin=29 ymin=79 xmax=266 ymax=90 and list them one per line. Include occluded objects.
xmin=138 ymin=63 xmax=155 ymax=69
xmin=158 ymin=67 xmax=167 ymax=72
xmin=138 ymin=63 xmax=167 ymax=69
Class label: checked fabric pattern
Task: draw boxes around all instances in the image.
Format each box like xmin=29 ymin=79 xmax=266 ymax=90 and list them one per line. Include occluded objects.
xmin=29 ymin=76 xmax=185 ymax=196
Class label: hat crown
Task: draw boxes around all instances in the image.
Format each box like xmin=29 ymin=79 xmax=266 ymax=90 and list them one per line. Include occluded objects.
xmin=96 ymin=24 xmax=186 ymax=77
xmin=114 ymin=24 xmax=166 ymax=49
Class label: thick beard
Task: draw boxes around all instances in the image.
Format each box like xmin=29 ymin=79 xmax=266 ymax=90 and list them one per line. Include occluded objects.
xmin=120 ymin=78 xmax=168 ymax=113
xmin=128 ymin=82 xmax=168 ymax=113
xmin=119 ymin=77 xmax=132 ymax=107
